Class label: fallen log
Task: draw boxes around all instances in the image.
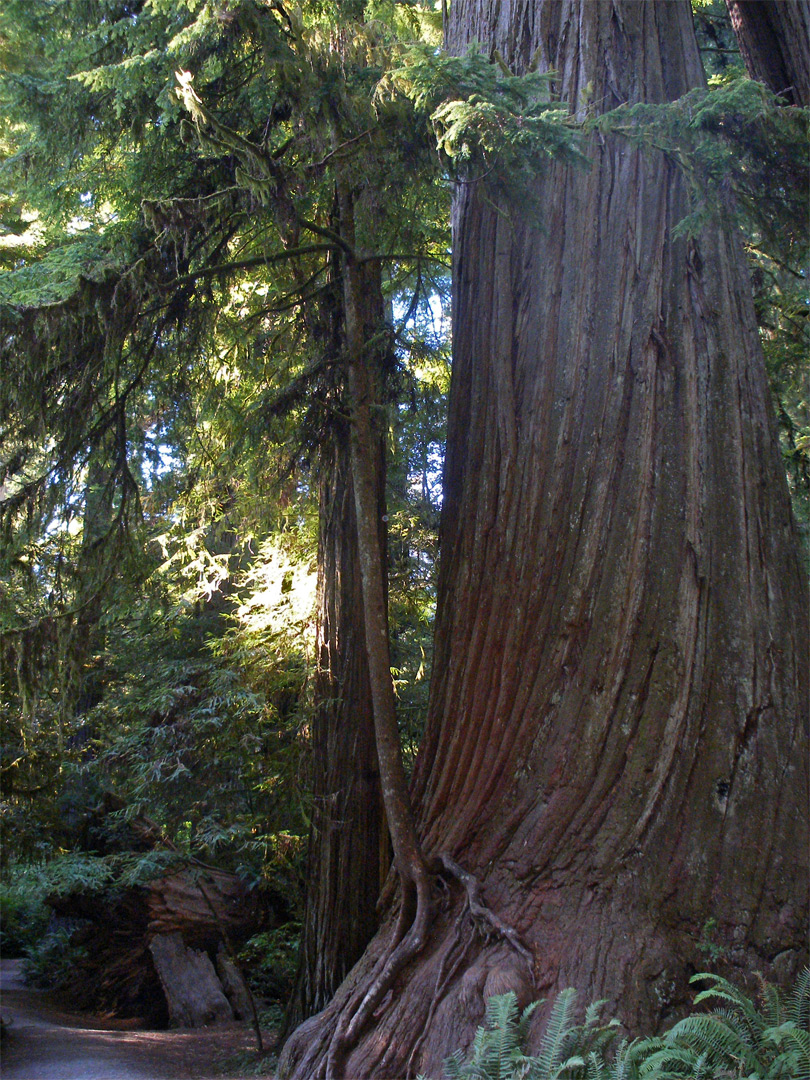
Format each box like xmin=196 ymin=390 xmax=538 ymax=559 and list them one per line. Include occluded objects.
xmin=146 ymin=866 xmax=259 ymax=948
xmin=44 ymin=795 xmax=267 ymax=1027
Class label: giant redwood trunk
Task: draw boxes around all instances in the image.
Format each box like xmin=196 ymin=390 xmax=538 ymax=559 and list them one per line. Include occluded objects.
xmin=285 ymin=262 xmax=389 ymax=1030
xmin=280 ymin=3 xmax=809 ymax=1077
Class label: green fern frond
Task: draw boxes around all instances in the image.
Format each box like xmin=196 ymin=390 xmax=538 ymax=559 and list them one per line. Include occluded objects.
xmin=693 ymin=1049 xmax=714 ymax=1079
xmin=760 ymin=973 xmax=783 ymax=1028
xmin=584 ymin=1018 xmax=624 ymax=1060
xmin=690 ymin=972 xmax=765 ymax=1044
xmin=709 ymin=1004 xmax=760 ymax=1053
xmin=583 ymin=1048 xmax=612 ymax=1080
xmin=765 ymin=1022 xmax=810 ymax=1080
xmin=442 ymin=993 xmax=532 ymax=1080
xmin=517 ymin=1001 xmax=539 ymax=1047
xmin=610 ymin=1037 xmax=650 ymax=1080
xmin=582 ymin=999 xmax=609 ymax=1029
xmin=536 ymin=987 xmax=578 ymax=1077
xmin=638 ymin=1042 xmax=711 ymax=1078
xmin=470 ymin=1022 xmax=491 ymax=1064
xmin=551 ymin=1052 xmax=586 ymax=1078
xmin=493 ymin=994 xmax=520 ymax=1080
xmin=690 ymin=970 xmax=754 ymax=1007
xmin=664 ymin=1013 xmax=760 ymax=1073
xmin=443 ymin=1048 xmax=466 ymax=1079
xmin=790 ymin=969 xmax=810 ymax=1031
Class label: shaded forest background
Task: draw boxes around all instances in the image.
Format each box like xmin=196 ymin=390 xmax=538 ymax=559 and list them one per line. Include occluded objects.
xmin=0 ymin=0 xmax=807 ymax=1075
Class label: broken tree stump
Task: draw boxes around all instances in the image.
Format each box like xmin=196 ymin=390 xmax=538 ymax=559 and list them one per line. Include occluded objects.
xmin=149 ymin=932 xmax=234 ymax=1027
xmin=216 ymin=944 xmax=254 ymax=1022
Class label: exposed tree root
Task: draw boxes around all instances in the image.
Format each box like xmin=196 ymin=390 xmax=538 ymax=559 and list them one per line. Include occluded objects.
xmin=318 ymin=854 xmax=534 ymax=1079
xmin=435 ymin=855 xmax=534 ymax=968
xmin=405 ymin=903 xmax=475 ymax=1079
xmin=401 ymin=856 xmax=534 ymax=1077
xmin=325 ymin=872 xmax=433 ymax=1079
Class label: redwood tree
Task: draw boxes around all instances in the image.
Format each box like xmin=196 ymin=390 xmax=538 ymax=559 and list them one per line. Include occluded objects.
xmin=279 ymin=2 xmax=809 ymax=1077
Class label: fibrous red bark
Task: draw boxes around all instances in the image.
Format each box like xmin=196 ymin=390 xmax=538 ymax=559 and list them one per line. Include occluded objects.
xmin=280 ymin=3 xmax=809 ymax=1077
xmin=725 ymin=0 xmax=810 ymax=105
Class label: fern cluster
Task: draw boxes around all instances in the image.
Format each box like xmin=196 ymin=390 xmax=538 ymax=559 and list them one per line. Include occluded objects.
xmin=636 ymin=971 xmax=810 ymax=1080
xmin=426 ymin=971 xmax=810 ymax=1080
xmin=421 ymin=989 xmax=621 ymax=1080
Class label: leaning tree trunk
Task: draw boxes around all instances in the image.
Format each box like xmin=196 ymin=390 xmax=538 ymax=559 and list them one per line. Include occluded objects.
xmin=725 ymin=0 xmax=810 ymax=105
xmin=280 ymin=2 xmax=809 ymax=1078
xmin=285 ymin=259 xmax=391 ymax=1031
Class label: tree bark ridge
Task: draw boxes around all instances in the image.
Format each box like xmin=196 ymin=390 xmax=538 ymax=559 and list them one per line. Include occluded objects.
xmin=286 ymin=254 xmax=389 ymax=1032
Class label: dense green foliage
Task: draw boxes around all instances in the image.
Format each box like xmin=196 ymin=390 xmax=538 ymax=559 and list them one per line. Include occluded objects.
xmin=0 ymin=0 xmax=450 ymax=868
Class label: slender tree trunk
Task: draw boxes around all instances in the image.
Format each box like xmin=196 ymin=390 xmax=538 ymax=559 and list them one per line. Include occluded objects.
xmin=285 ymin=266 xmax=390 ymax=1031
xmin=320 ymin=179 xmax=432 ymax=1080
xmin=341 ymin=230 xmax=427 ymax=904
xmin=725 ymin=0 xmax=810 ymax=104
xmin=280 ymin=176 xmax=432 ymax=1080
xmin=281 ymin=3 xmax=809 ymax=1077
xmin=58 ymin=445 xmax=115 ymax=736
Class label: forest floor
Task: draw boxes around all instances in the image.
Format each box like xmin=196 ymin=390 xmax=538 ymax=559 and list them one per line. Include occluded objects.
xmin=0 ymin=959 xmax=278 ymax=1080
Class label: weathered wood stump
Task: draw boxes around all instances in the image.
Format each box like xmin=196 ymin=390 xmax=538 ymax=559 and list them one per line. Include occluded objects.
xmin=216 ymin=944 xmax=254 ymax=1022
xmin=149 ymin=932 xmax=234 ymax=1027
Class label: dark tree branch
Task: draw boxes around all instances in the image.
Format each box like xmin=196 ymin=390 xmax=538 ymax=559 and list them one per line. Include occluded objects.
xmin=164 ymin=244 xmax=338 ymax=287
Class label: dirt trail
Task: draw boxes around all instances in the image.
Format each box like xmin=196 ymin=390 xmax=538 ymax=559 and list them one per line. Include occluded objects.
xmin=0 ymin=959 xmax=275 ymax=1080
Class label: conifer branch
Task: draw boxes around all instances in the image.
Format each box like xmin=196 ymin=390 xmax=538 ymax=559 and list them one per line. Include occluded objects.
xmin=164 ymin=244 xmax=337 ymax=287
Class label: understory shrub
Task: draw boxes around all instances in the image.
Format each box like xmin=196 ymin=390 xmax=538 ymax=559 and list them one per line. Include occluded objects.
xmin=22 ymin=920 xmax=90 ymax=990
xmin=239 ymin=922 xmax=301 ymax=1016
xmin=0 ymin=868 xmax=50 ymax=958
